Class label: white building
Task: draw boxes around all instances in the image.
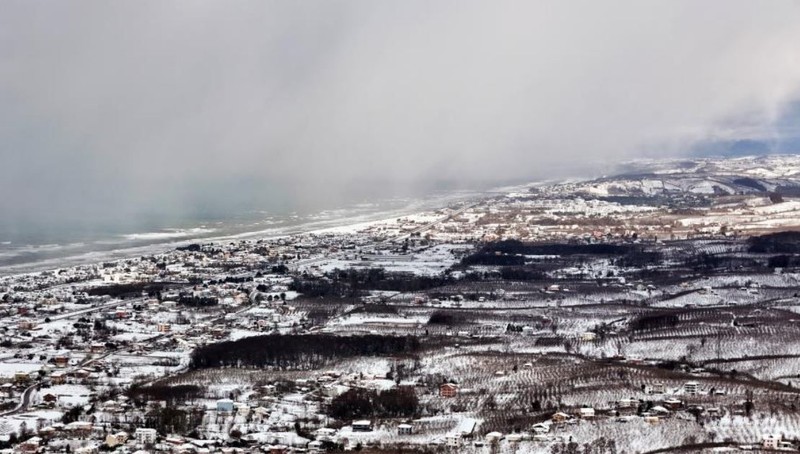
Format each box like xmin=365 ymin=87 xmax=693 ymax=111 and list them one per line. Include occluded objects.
xmin=763 ymin=434 xmax=781 ymax=450
xmin=135 ymin=427 xmax=158 ymax=444
xmin=446 ymin=433 xmax=462 ymax=447
xmin=398 ymin=423 xmax=414 ymax=435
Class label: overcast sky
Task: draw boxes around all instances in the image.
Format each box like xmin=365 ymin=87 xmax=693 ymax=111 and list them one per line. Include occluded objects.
xmin=2 ymin=1 xmax=800 ymax=227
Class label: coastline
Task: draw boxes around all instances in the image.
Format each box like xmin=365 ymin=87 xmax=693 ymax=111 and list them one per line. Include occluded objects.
xmin=0 ymin=187 xmax=492 ymax=278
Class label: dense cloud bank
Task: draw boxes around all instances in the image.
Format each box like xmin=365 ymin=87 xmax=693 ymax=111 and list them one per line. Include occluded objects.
xmin=2 ymin=1 xmax=800 ymax=226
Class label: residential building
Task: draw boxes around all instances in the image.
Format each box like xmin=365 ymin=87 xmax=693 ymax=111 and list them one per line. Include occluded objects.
xmin=763 ymin=434 xmax=781 ymax=450
xmin=446 ymin=433 xmax=462 ymax=447
xmin=135 ymin=427 xmax=158 ymax=444
xmin=440 ymin=383 xmax=458 ymax=398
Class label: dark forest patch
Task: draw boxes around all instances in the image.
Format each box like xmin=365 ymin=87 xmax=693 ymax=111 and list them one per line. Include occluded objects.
xmin=748 ymin=231 xmax=800 ymax=253
xmin=190 ymin=334 xmax=420 ymax=370
xmin=732 ymin=177 xmax=767 ymax=192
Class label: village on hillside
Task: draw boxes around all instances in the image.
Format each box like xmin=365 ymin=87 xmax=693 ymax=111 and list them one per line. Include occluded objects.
xmin=4 ymin=156 xmax=800 ymax=453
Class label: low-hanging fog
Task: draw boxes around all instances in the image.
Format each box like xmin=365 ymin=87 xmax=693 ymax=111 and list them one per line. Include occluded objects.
xmin=2 ymin=0 xmax=800 ymax=234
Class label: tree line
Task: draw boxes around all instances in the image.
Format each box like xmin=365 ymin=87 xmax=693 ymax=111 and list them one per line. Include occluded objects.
xmin=177 ymin=294 xmax=218 ymax=307
xmin=461 ymin=240 xmax=653 ymax=268
xmin=428 ymin=310 xmax=473 ymax=326
xmin=481 ymin=240 xmax=635 ymax=256
xmin=128 ymin=384 xmax=205 ymax=407
xmin=328 ymin=387 xmax=419 ymax=420
xmin=291 ymin=268 xmax=451 ymax=297
xmin=86 ymin=282 xmax=169 ymax=298
xmin=630 ymin=313 xmax=680 ymax=331
xmin=190 ymin=334 xmax=420 ymax=370
xmin=749 ymin=231 xmax=800 ymax=253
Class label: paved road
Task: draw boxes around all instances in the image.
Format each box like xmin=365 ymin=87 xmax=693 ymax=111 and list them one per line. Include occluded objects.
xmin=0 ymin=383 xmax=37 ymax=417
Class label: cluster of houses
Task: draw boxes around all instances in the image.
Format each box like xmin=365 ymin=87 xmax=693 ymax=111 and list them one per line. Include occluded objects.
xmin=2 ymin=157 xmax=800 ymax=452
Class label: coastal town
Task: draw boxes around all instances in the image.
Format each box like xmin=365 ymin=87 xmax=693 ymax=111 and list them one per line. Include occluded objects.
xmin=4 ymin=156 xmax=800 ymax=453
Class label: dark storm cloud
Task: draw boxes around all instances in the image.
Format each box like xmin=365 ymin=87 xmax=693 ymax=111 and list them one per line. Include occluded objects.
xmin=2 ymin=0 xmax=800 ymax=224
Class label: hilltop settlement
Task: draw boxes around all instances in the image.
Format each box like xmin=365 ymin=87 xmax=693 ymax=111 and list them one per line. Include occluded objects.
xmin=7 ymin=156 xmax=800 ymax=453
